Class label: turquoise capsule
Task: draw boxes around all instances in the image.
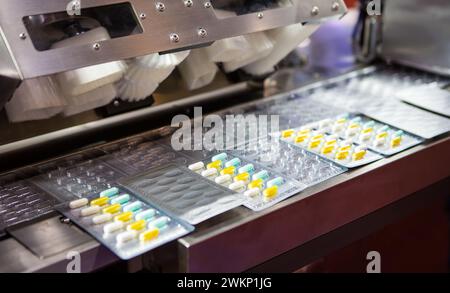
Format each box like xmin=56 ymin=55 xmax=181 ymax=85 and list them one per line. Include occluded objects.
xmin=225 ymin=158 xmax=241 ymax=168
xmin=394 ymin=130 xmax=404 ymax=138
xmin=135 ymin=209 xmax=156 ymax=221
xmin=267 ymin=177 xmax=284 ymax=188
xmin=378 ymin=125 xmax=390 ymax=133
xmin=148 ymin=217 xmax=170 ymax=230
xmin=100 ymin=187 xmax=119 ymax=198
xmin=351 ymin=116 xmax=362 ymax=123
xmin=364 ymin=121 xmax=376 ymax=128
xmin=212 ymin=153 xmax=228 ymax=163
xmin=339 ymin=113 xmax=350 ymax=119
xmin=123 ymin=201 xmax=142 ymax=213
xmin=110 ymin=194 xmax=130 ymax=205
xmin=252 ymin=170 xmax=269 ymax=181
xmin=239 ymin=164 xmax=255 ymax=175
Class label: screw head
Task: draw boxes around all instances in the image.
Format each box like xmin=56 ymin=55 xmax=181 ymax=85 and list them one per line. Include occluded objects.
xmin=198 ymin=28 xmax=207 ymax=38
xmin=204 ymin=2 xmax=211 ymax=8
xmin=331 ymin=2 xmax=340 ymax=11
xmin=19 ymin=33 xmax=27 ymax=40
xmin=93 ymin=43 xmax=101 ymax=50
xmin=170 ymin=33 xmax=180 ymax=43
xmin=139 ymin=13 xmax=147 ymax=20
xmin=184 ymin=0 xmax=193 ymax=7
xmin=257 ymin=12 xmax=264 ymax=19
xmin=156 ymin=2 xmax=165 ymax=12
xmin=311 ymin=6 xmax=320 ymax=16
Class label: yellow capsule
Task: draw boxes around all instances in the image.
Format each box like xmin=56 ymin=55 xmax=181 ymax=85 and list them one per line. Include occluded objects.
xmin=312 ymin=134 xmax=324 ymax=141
xmin=207 ymin=160 xmax=222 ymax=171
xmin=127 ymin=220 xmax=147 ymax=231
xmin=220 ymin=166 xmax=235 ymax=176
xmin=295 ymin=135 xmax=309 ymax=144
xmin=321 ymin=145 xmax=335 ymax=155
xmin=281 ymin=129 xmax=295 ymax=138
xmin=140 ymin=228 xmax=159 ymax=243
xmin=91 ymin=197 xmax=109 ymax=207
xmin=391 ymin=136 xmax=402 ymax=148
xmin=234 ymin=172 xmax=250 ymax=183
xmin=263 ymin=186 xmax=278 ymax=201
xmin=336 ymin=118 xmax=347 ymax=125
xmin=297 ymin=129 xmax=311 ymax=136
xmin=348 ymin=123 xmax=360 ymax=129
xmin=248 ymin=179 xmax=264 ymax=190
xmin=309 ymin=139 xmax=322 ymax=149
xmin=103 ymin=204 xmax=121 ymax=214
xmin=114 ymin=211 xmax=133 ymax=223
xmin=338 ymin=145 xmax=352 ymax=152
xmin=376 ymin=132 xmax=388 ymax=140
xmin=325 ymin=139 xmax=337 ymax=147
xmin=362 ymin=127 xmax=374 ymax=134
xmin=336 ymin=151 xmax=349 ymax=160
xmin=352 ymin=150 xmax=367 ymax=161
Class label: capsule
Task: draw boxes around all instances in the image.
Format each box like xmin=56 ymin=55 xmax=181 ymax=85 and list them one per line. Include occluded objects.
xmin=253 ymin=170 xmax=269 ymax=181
xmin=319 ymin=119 xmax=332 ymax=129
xmin=207 ymin=160 xmax=222 ymax=171
xmin=127 ymin=220 xmax=147 ymax=232
xmin=295 ymin=135 xmax=309 ymax=144
xmin=135 ymin=209 xmax=157 ymax=221
xmin=100 ymin=187 xmax=119 ymax=198
xmin=378 ymin=125 xmax=390 ymax=133
xmin=212 ymin=153 xmax=228 ymax=163
xmin=352 ymin=150 xmax=367 ymax=161
xmin=234 ymin=172 xmax=250 ymax=184
xmin=308 ymin=139 xmax=322 ymax=149
xmin=263 ymin=186 xmax=278 ymax=202
xmin=336 ymin=118 xmax=347 ymax=125
xmin=248 ymin=179 xmax=264 ymax=190
xmin=312 ymin=134 xmax=324 ymax=141
xmin=336 ymin=151 xmax=350 ymax=161
xmin=215 ymin=174 xmax=232 ymax=186
xmin=362 ymin=127 xmax=374 ymax=134
xmin=322 ymin=145 xmax=335 ymax=155
xmin=391 ymin=136 xmax=403 ymax=148
xmin=239 ymin=164 xmax=255 ymax=175
xmin=69 ymin=198 xmax=88 ymax=209
xmin=201 ymin=168 xmax=218 ymax=180
xmin=148 ymin=217 xmax=171 ymax=230
xmin=394 ymin=130 xmax=404 ymax=138
xmin=332 ymin=124 xmax=345 ymax=133
xmin=338 ymin=145 xmax=352 ymax=152
xmin=374 ymin=137 xmax=386 ymax=147
xmin=80 ymin=206 xmax=101 ymax=217
xmin=90 ymin=197 xmax=109 ymax=207
xmin=346 ymin=128 xmax=359 ymax=137
xmin=376 ymin=132 xmax=389 ymax=140
xmin=103 ymin=221 xmax=124 ymax=235
xmin=360 ymin=132 xmax=373 ymax=141
xmin=114 ymin=211 xmax=134 ymax=223
xmin=123 ymin=201 xmax=142 ymax=213
xmin=225 ymin=158 xmax=241 ymax=168
xmin=188 ymin=162 xmax=205 ymax=173
xmin=92 ymin=213 xmax=113 ymax=225
xmin=351 ymin=116 xmax=362 ymax=123
xmin=267 ymin=177 xmax=284 ymax=188
xmin=140 ymin=228 xmax=160 ymax=243
xmin=220 ymin=166 xmax=236 ymax=176
xmin=103 ymin=204 xmax=122 ymax=215
xmin=297 ymin=129 xmax=311 ymax=136
xmin=325 ymin=139 xmax=337 ymax=147
xmin=364 ymin=121 xmax=376 ymax=129
xmin=229 ymin=181 xmax=246 ymax=193
xmin=281 ymin=129 xmax=295 ymax=138
xmin=116 ymin=230 xmax=137 ymax=245
xmin=110 ymin=194 xmax=130 ymax=205
xmin=244 ymin=188 xmax=261 ymax=198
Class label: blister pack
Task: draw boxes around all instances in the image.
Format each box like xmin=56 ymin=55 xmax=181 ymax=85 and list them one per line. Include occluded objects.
xmin=276 ymin=128 xmax=383 ymax=168
xmin=58 ymin=186 xmax=194 ymax=260
xmin=303 ymin=114 xmax=423 ymax=156
xmin=120 ymin=165 xmax=245 ymax=224
xmin=188 ymin=152 xmax=307 ymax=211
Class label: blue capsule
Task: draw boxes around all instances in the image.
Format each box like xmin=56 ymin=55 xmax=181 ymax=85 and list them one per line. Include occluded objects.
xmin=225 ymin=158 xmax=241 ymax=168
xmin=267 ymin=177 xmax=284 ymax=188
xmin=100 ymin=187 xmax=119 ymax=198
xmin=212 ymin=153 xmax=228 ymax=163
xmin=123 ymin=201 xmax=143 ymax=213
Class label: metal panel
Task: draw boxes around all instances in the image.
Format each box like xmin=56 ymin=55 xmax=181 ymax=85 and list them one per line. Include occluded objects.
xmin=382 ymin=0 xmax=450 ymax=76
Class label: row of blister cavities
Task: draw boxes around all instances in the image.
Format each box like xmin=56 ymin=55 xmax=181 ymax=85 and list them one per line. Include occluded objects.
xmin=68 ymin=187 xmax=171 ymax=246
xmin=281 ymin=128 xmax=369 ymax=163
xmin=311 ymin=115 xmax=405 ymax=149
xmin=188 ymin=153 xmax=285 ymax=203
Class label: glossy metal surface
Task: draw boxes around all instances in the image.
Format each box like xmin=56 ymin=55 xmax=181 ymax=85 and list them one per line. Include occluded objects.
xmin=382 ymin=0 xmax=450 ymax=76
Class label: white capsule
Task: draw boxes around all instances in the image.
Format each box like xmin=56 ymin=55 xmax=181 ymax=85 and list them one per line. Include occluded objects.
xmin=103 ymin=221 xmax=124 ymax=235
xmin=319 ymin=119 xmax=332 ymax=129
xmin=188 ymin=162 xmax=205 ymax=173
xmin=346 ymin=128 xmax=359 ymax=137
xmin=80 ymin=205 xmax=100 ymax=217
xmin=355 ymin=145 xmax=368 ymax=153
xmin=116 ymin=230 xmax=137 ymax=245
xmin=69 ymin=198 xmax=88 ymax=209
xmin=229 ymin=181 xmax=246 ymax=193
xmin=201 ymin=168 xmax=218 ymax=179
xmin=374 ymin=137 xmax=386 ymax=147
xmin=244 ymin=188 xmax=260 ymax=198
xmin=215 ymin=174 xmax=232 ymax=185
xmin=92 ymin=213 xmax=112 ymax=225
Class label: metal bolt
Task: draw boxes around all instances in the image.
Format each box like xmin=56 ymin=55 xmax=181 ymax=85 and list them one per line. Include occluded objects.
xmin=170 ymin=33 xmax=180 ymax=43
xmin=311 ymin=6 xmax=320 ymax=16
xmin=257 ymin=12 xmax=264 ymax=19
xmin=198 ymin=28 xmax=207 ymax=38
xmin=331 ymin=2 xmax=340 ymax=11
xmin=139 ymin=13 xmax=147 ymax=20
xmin=113 ymin=100 xmax=120 ymax=107
xmin=156 ymin=2 xmax=165 ymax=12
xmin=184 ymin=0 xmax=193 ymax=7
xmin=19 ymin=33 xmax=27 ymax=40
xmin=93 ymin=43 xmax=101 ymax=51
xmin=204 ymin=2 xmax=211 ymax=8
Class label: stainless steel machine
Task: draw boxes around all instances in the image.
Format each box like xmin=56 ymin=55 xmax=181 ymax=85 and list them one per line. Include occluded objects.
xmin=0 ymin=0 xmax=449 ymax=273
